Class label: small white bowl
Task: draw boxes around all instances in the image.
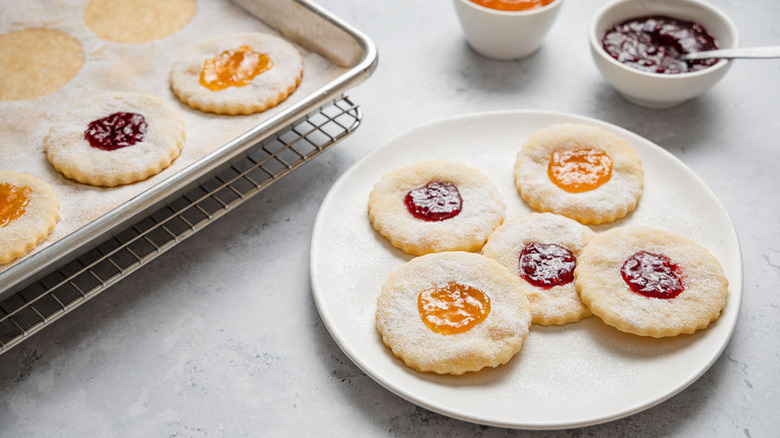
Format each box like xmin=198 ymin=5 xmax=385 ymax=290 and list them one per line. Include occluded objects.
xmin=589 ymin=0 xmax=739 ymax=108
xmin=453 ymin=0 xmax=564 ymax=61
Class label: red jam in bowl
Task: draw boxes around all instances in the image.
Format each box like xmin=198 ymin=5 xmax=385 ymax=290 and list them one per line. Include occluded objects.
xmin=620 ymin=250 xmax=685 ymax=299
xmin=404 ymin=181 xmax=463 ymax=222
xmin=518 ymin=243 xmax=576 ymax=289
xmin=601 ymin=15 xmax=719 ymax=74
xmin=84 ymin=112 xmax=148 ymax=151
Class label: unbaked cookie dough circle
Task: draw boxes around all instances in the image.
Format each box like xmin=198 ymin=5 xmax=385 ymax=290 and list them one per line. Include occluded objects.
xmin=368 ymin=160 xmax=505 ymax=256
xmin=575 ymin=226 xmax=729 ymax=338
xmin=44 ymin=92 xmax=186 ymax=187
xmin=83 ymin=0 xmax=197 ymax=44
xmin=0 ymin=28 xmax=84 ymax=101
xmin=0 ymin=171 xmax=60 ymax=265
xmin=482 ymin=213 xmax=595 ymax=326
xmin=170 ymin=33 xmax=304 ymax=115
xmin=514 ymin=123 xmax=644 ymax=225
xmin=376 ymin=251 xmax=532 ymax=375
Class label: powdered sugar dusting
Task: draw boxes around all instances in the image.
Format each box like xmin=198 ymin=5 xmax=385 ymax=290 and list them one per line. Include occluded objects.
xmin=311 ymin=111 xmax=741 ymax=426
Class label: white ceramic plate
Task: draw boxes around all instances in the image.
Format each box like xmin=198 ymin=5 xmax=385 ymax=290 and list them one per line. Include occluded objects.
xmin=309 ymin=111 xmax=742 ymax=429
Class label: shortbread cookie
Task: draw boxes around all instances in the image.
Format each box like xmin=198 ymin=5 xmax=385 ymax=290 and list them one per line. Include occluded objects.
xmin=44 ymin=92 xmax=186 ymax=187
xmin=0 ymin=28 xmax=84 ymax=101
xmin=84 ymin=0 xmax=196 ymax=44
xmin=575 ymin=226 xmax=728 ymax=338
xmin=514 ymin=124 xmax=643 ymax=225
xmin=170 ymin=33 xmax=303 ymax=115
xmin=368 ymin=160 xmax=505 ymax=256
xmin=0 ymin=171 xmax=60 ymax=264
xmin=376 ymin=251 xmax=532 ymax=375
xmin=482 ymin=213 xmax=595 ymax=326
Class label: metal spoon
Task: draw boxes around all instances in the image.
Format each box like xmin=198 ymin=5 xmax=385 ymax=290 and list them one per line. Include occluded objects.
xmin=679 ymin=46 xmax=780 ymax=61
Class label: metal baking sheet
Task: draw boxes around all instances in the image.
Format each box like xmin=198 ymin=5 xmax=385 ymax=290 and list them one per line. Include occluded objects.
xmin=0 ymin=0 xmax=377 ymax=298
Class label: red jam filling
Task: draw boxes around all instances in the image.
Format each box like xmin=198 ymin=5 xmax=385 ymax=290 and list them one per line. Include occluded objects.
xmin=404 ymin=181 xmax=463 ymax=222
xmin=84 ymin=112 xmax=147 ymax=151
xmin=518 ymin=243 xmax=576 ymax=289
xmin=418 ymin=282 xmax=491 ymax=335
xmin=601 ymin=15 xmax=719 ymax=74
xmin=621 ymin=250 xmax=685 ymax=299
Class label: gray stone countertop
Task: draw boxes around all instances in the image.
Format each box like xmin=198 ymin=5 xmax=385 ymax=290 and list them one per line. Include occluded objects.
xmin=1 ymin=0 xmax=778 ymax=436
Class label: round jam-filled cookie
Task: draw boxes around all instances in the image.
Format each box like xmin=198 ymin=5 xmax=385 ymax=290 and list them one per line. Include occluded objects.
xmin=0 ymin=171 xmax=60 ymax=264
xmin=514 ymin=123 xmax=644 ymax=225
xmin=376 ymin=251 xmax=532 ymax=375
xmin=482 ymin=213 xmax=595 ymax=326
xmin=170 ymin=33 xmax=303 ymax=115
xmin=575 ymin=226 xmax=728 ymax=338
xmin=368 ymin=161 xmax=505 ymax=256
xmin=44 ymin=92 xmax=186 ymax=187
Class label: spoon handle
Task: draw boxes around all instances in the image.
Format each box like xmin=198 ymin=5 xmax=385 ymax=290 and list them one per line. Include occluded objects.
xmin=681 ymin=46 xmax=780 ymax=60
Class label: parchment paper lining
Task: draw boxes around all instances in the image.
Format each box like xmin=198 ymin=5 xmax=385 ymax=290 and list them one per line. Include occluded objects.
xmin=0 ymin=0 xmax=348 ymax=272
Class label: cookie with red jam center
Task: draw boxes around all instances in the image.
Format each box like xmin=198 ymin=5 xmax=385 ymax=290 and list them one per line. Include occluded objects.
xmin=44 ymin=92 xmax=186 ymax=187
xmin=575 ymin=226 xmax=728 ymax=337
xmin=482 ymin=213 xmax=595 ymax=325
xmin=368 ymin=160 xmax=505 ymax=256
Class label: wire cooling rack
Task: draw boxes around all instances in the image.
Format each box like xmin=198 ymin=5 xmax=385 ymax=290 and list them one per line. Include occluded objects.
xmin=0 ymin=95 xmax=361 ymax=355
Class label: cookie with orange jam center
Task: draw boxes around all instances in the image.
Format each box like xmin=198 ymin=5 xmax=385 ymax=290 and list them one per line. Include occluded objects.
xmin=418 ymin=282 xmax=490 ymax=335
xmin=199 ymin=46 xmax=273 ymax=91
xmin=376 ymin=252 xmax=531 ymax=375
xmin=171 ymin=33 xmax=303 ymax=115
xmin=0 ymin=171 xmax=59 ymax=265
xmin=514 ymin=123 xmax=643 ymax=225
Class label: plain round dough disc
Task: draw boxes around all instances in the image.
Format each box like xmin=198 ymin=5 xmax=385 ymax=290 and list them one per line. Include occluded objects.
xmin=0 ymin=28 xmax=84 ymax=101
xmin=83 ymin=0 xmax=197 ymax=44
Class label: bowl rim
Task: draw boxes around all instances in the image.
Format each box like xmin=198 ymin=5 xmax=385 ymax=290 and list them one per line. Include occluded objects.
xmin=588 ymin=0 xmax=740 ymax=79
xmin=456 ymin=0 xmax=564 ymax=17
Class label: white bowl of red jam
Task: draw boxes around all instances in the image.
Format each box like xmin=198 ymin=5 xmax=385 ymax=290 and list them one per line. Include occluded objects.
xmin=453 ymin=0 xmax=564 ymax=60
xmin=589 ymin=0 xmax=739 ymax=108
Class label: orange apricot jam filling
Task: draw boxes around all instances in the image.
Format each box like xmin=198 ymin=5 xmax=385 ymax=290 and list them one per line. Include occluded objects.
xmin=548 ymin=148 xmax=614 ymax=193
xmin=418 ymin=282 xmax=490 ymax=335
xmin=199 ymin=45 xmax=272 ymax=91
xmin=469 ymin=0 xmax=554 ymax=12
xmin=0 ymin=183 xmax=31 ymax=228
